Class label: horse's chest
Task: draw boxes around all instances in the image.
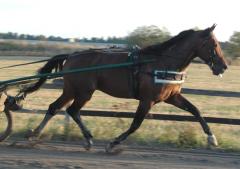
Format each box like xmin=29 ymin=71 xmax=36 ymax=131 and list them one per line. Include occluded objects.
xmin=153 ymin=85 xmax=181 ymax=101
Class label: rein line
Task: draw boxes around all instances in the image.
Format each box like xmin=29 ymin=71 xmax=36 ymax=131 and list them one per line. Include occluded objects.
xmin=0 ymin=59 xmax=50 ymax=70
xmin=0 ymin=55 xmax=68 ymax=70
xmin=0 ymin=59 xmax=155 ymax=88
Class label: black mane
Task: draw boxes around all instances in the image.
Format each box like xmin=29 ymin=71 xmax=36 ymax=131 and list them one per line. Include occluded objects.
xmin=141 ymin=29 xmax=195 ymax=55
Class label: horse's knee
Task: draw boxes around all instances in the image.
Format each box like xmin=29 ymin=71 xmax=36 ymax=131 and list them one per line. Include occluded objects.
xmin=66 ymin=105 xmax=77 ymax=117
xmin=46 ymin=103 xmax=58 ymax=116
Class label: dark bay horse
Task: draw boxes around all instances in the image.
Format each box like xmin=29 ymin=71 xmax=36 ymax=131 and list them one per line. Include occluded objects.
xmin=21 ymin=25 xmax=227 ymax=152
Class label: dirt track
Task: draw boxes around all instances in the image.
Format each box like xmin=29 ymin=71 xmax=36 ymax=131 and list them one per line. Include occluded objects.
xmin=0 ymin=141 xmax=239 ymax=169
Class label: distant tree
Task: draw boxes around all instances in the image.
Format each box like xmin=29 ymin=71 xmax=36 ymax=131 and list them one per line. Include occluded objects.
xmin=0 ymin=32 xmax=18 ymax=39
xmin=90 ymin=37 xmax=97 ymax=42
xmin=26 ymin=34 xmax=35 ymax=40
xmin=48 ymin=36 xmax=57 ymax=41
xmin=18 ymin=34 xmax=27 ymax=39
xmin=80 ymin=37 xmax=88 ymax=42
xmin=36 ymin=35 xmax=47 ymax=41
xmin=225 ymin=31 xmax=240 ymax=58
xmin=126 ymin=25 xmax=171 ymax=47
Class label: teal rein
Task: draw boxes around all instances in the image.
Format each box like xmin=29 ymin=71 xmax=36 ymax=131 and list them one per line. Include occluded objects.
xmin=0 ymin=59 xmax=155 ymax=88
xmin=0 ymin=55 xmax=69 ymax=70
xmin=0 ymin=58 xmax=51 ymax=70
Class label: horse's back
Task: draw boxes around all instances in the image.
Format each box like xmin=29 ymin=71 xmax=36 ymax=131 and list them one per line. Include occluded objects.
xmin=64 ymin=50 xmax=128 ymax=67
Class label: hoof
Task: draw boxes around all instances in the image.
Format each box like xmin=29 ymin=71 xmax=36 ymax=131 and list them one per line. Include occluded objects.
xmin=24 ymin=129 xmax=39 ymax=141
xmin=208 ymin=134 xmax=218 ymax=147
xmin=105 ymin=143 xmax=123 ymax=154
xmin=84 ymin=139 xmax=93 ymax=151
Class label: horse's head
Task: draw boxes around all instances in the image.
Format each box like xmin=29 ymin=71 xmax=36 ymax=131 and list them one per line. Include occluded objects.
xmin=195 ymin=24 xmax=228 ymax=76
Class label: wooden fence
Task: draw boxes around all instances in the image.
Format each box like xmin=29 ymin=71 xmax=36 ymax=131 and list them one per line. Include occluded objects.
xmin=17 ymin=109 xmax=240 ymax=125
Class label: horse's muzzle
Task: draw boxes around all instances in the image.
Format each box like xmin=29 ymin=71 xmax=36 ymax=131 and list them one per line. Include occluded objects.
xmin=212 ymin=64 xmax=227 ymax=76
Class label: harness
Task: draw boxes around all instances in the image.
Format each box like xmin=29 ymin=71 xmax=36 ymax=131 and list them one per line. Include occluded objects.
xmin=127 ymin=47 xmax=186 ymax=98
xmin=128 ymin=46 xmax=141 ymax=98
xmin=145 ymin=70 xmax=186 ymax=84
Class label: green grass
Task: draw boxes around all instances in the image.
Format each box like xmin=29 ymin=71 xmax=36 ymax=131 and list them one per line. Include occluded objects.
xmin=7 ymin=113 xmax=240 ymax=151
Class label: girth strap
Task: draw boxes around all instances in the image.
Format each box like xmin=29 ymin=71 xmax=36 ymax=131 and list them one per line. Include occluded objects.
xmin=128 ymin=46 xmax=141 ymax=99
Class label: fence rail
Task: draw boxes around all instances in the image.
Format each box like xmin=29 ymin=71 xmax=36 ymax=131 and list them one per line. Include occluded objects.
xmin=17 ymin=109 xmax=240 ymax=125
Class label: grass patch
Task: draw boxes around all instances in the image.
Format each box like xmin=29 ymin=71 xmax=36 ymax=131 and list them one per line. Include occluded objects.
xmin=7 ymin=113 xmax=240 ymax=151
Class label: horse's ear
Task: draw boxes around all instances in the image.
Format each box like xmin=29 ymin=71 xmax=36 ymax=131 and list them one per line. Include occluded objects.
xmin=200 ymin=24 xmax=216 ymax=38
xmin=209 ymin=24 xmax=217 ymax=32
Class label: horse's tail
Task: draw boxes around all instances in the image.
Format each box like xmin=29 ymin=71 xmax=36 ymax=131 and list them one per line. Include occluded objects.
xmin=20 ymin=54 xmax=68 ymax=97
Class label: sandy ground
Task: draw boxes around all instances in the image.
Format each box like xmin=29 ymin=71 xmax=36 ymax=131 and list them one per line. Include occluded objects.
xmin=0 ymin=141 xmax=239 ymax=169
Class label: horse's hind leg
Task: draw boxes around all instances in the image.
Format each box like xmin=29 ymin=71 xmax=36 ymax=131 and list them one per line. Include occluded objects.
xmin=165 ymin=93 xmax=218 ymax=147
xmin=66 ymin=94 xmax=94 ymax=150
xmin=25 ymin=93 xmax=72 ymax=140
xmin=106 ymin=100 xmax=154 ymax=153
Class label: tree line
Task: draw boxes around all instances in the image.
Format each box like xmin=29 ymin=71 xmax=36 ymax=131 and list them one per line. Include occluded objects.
xmin=0 ymin=32 xmax=126 ymax=44
xmin=0 ymin=26 xmax=240 ymax=59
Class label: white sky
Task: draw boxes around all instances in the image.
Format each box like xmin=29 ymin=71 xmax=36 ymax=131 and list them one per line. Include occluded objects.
xmin=0 ymin=0 xmax=239 ymax=41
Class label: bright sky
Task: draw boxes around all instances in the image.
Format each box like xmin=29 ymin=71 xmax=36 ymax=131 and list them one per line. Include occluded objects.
xmin=0 ymin=0 xmax=239 ymax=41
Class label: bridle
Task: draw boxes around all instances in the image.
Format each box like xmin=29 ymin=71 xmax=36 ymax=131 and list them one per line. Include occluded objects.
xmin=200 ymin=38 xmax=218 ymax=70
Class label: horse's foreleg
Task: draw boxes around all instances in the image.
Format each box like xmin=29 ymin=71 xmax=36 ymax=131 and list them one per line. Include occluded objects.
xmin=25 ymin=93 xmax=71 ymax=140
xmin=165 ymin=93 xmax=218 ymax=147
xmin=66 ymin=97 xmax=93 ymax=150
xmin=106 ymin=100 xmax=154 ymax=153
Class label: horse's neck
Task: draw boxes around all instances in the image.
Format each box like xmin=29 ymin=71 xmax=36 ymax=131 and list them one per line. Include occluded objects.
xmin=160 ymin=44 xmax=196 ymax=72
